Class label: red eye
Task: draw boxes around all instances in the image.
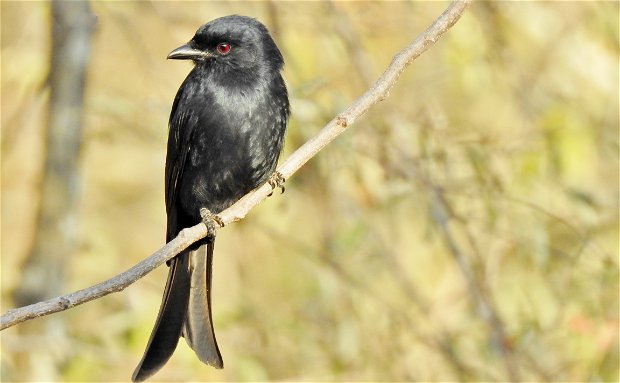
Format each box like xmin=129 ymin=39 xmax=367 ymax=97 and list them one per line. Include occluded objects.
xmin=216 ymin=43 xmax=231 ymax=55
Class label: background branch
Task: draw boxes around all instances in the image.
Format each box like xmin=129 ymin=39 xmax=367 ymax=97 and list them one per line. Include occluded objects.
xmin=1 ymin=0 xmax=471 ymax=331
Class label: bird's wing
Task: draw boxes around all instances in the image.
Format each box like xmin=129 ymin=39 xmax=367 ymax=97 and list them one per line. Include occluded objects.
xmin=134 ymin=86 xmax=202 ymax=381
xmin=165 ymin=88 xmax=195 ymax=241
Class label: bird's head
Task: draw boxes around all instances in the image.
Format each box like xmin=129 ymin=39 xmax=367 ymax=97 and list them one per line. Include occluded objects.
xmin=167 ymin=15 xmax=284 ymax=76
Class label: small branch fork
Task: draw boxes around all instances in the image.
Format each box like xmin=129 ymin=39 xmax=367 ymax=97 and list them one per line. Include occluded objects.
xmin=1 ymin=0 xmax=471 ymax=331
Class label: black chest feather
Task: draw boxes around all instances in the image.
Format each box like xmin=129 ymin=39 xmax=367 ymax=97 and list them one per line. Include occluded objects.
xmin=165 ymin=66 xmax=289 ymax=234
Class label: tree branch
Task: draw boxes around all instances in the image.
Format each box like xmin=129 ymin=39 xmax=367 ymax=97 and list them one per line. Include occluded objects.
xmin=1 ymin=0 xmax=471 ymax=331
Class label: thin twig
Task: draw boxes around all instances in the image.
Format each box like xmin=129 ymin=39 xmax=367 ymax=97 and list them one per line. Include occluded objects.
xmin=430 ymin=188 xmax=521 ymax=382
xmin=378 ymin=137 xmax=522 ymax=381
xmin=0 ymin=0 xmax=471 ymax=331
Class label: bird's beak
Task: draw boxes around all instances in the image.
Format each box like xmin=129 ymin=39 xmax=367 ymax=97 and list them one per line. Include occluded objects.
xmin=167 ymin=43 xmax=213 ymax=60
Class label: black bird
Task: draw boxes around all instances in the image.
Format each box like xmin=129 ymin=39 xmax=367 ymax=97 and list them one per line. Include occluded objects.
xmin=132 ymin=15 xmax=289 ymax=381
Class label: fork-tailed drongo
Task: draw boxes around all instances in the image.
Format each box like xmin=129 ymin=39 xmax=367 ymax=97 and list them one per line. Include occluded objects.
xmin=132 ymin=15 xmax=290 ymax=381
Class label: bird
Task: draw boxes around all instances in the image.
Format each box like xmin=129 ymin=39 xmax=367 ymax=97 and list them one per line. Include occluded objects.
xmin=132 ymin=15 xmax=290 ymax=381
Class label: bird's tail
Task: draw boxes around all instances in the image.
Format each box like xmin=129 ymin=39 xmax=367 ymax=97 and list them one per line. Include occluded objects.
xmin=183 ymin=242 xmax=223 ymax=368
xmin=132 ymin=251 xmax=191 ymax=382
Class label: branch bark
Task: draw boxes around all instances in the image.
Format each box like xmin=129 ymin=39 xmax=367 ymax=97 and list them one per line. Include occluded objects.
xmin=1 ymin=0 xmax=471 ymax=331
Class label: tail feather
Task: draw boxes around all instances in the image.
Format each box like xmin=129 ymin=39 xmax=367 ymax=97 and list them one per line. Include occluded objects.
xmin=183 ymin=242 xmax=223 ymax=368
xmin=132 ymin=252 xmax=191 ymax=382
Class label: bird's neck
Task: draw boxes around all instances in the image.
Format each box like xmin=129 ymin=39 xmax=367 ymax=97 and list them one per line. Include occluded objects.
xmin=193 ymin=64 xmax=276 ymax=92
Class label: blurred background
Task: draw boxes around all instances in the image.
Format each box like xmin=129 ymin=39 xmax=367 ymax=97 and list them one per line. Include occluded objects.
xmin=1 ymin=1 xmax=618 ymax=381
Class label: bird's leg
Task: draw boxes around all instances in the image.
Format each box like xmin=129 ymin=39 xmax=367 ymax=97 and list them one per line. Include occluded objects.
xmin=267 ymin=171 xmax=286 ymax=196
xmin=200 ymin=207 xmax=224 ymax=241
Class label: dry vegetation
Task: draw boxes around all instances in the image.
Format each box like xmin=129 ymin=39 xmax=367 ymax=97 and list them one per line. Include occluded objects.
xmin=1 ymin=1 xmax=618 ymax=381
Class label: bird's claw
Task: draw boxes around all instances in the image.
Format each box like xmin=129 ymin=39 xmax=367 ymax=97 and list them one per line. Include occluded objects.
xmin=200 ymin=207 xmax=224 ymax=241
xmin=267 ymin=171 xmax=286 ymax=196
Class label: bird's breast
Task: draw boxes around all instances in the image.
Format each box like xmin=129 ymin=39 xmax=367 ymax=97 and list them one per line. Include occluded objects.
xmin=177 ymin=80 xmax=287 ymax=215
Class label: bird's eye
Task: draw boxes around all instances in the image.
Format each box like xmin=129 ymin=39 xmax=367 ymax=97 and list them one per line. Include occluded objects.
xmin=216 ymin=43 xmax=231 ymax=55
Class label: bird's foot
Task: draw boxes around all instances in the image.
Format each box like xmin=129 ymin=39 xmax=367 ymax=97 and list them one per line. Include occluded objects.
xmin=267 ymin=171 xmax=286 ymax=196
xmin=200 ymin=207 xmax=224 ymax=241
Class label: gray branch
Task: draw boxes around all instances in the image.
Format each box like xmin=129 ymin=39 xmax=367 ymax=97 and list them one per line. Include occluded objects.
xmin=1 ymin=0 xmax=472 ymax=331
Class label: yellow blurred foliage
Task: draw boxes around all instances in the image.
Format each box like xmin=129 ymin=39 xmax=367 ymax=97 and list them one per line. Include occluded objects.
xmin=1 ymin=1 xmax=618 ymax=381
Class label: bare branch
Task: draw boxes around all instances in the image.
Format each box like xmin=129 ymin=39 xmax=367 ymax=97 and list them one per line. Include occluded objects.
xmin=430 ymin=188 xmax=521 ymax=382
xmin=0 ymin=0 xmax=471 ymax=331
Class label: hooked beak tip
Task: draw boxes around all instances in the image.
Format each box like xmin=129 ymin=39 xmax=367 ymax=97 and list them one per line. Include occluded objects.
xmin=167 ymin=43 xmax=210 ymax=60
